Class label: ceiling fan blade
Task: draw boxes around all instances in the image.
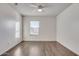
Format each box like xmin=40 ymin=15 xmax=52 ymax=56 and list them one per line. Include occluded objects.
xmin=30 ymin=5 xmax=38 ymax=7
xmin=29 ymin=3 xmax=38 ymax=7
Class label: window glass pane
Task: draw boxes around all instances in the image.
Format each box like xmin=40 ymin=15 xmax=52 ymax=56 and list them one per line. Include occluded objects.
xmin=15 ymin=22 xmax=20 ymax=38
xmin=30 ymin=21 xmax=40 ymax=28
xmin=30 ymin=21 xmax=40 ymax=35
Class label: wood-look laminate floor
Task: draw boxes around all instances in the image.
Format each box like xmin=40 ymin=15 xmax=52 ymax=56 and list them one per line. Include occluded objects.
xmin=2 ymin=41 xmax=77 ymax=56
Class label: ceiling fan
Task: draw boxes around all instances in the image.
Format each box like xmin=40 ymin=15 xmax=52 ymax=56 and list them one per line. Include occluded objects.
xmin=30 ymin=3 xmax=45 ymax=12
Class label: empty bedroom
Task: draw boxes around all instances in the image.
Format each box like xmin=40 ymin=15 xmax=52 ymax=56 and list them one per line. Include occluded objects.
xmin=0 ymin=3 xmax=79 ymax=56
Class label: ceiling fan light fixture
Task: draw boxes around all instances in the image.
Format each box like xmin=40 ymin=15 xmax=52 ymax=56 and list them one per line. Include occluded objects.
xmin=38 ymin=8 xmax=42 ymax=12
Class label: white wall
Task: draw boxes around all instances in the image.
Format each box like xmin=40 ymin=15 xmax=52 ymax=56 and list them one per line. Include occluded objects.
xmin=57 ymin=4 xmax=79 ymax=55
xmin=23 ymin=16 xmax=56 ymax=41
xmin=0 ymin=4 xmax=22 ymax=55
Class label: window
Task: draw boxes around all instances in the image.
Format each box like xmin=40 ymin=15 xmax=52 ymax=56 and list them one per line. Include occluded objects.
xmin=15 ymin=22 xmax=20 ymax=38
xmin=30 ymin=21 xmax=40 ymax=35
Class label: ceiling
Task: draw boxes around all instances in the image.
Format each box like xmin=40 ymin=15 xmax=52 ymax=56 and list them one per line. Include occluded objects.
xmin=10 ymin=3 xmax=71 ymax=16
